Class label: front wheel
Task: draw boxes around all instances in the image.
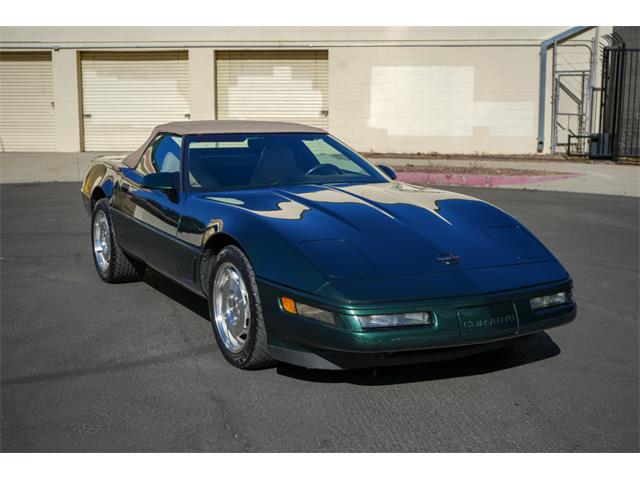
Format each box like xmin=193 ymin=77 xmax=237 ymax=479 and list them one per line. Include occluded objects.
xmin=91 ymin=198 xmax=144 ymax=283
xmin=208 ymin=246 xmax=274 ymax=369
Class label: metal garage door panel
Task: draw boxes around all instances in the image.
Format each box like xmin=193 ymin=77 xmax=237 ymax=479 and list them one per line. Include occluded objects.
xmin=216 ymin=51 xmax=328 ymax=129
xmin=81 ymin=52 xmax=190 ymax=151
xmin=0 ymin=52 xmax=55 ymax=152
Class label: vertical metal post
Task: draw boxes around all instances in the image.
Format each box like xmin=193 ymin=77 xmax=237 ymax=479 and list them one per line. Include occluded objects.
xmin=551 ymin=41 xmax=558 ymax=154
xmin=599 ymin=48 xmax=610 ymax=156
xmin=613 ymin=46 xmax=626 ymax=161
xmin=537 ymin=45 xmax=548 ymax=152
xmin=621 ymin=47 xmax=635 ymax=157
xmin=631 ymin=50 xmax=639 ymax=156
xmin=586 ymin=33 xmax=597 ymax=136
xmin=579 ymin=71 xmax=585 ymax=153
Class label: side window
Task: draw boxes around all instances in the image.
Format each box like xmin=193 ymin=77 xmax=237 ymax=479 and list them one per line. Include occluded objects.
xmin=135 ymin=135 xmax=182 ymax=175
xmin=136 ymin=141 xmax=156 ymax=175
xmin=154 ymin=135 xmax=182 ymax=173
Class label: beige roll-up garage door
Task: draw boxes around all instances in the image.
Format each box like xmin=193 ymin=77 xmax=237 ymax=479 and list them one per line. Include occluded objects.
xmin=216 ymin=51 xmax=329 ymax=129
xmin=0 ymin=52 xmax=55 ymax=152
xmin=81 ymin=51 xmax=190 ymax=151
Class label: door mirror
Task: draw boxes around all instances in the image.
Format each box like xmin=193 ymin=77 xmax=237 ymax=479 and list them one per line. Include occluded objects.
xmin=141 ymin=172 xmax=178 ymax=191
xmin=377 ymin=164 xmax=397 ymax=180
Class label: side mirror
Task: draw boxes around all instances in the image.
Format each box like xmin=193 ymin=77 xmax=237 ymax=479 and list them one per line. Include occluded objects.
xmin=377 ymin=164 xmax=397 ymax=180
xmin=141 ymin=172 xmax=178 ymax=191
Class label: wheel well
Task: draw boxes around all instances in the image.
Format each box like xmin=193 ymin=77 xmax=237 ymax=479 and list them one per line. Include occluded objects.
xmin=203 ymin=232 xmax=242 ymax=256
xmin=200 ymin=233 xmax=245 ymax=296
xmin=91 ymin=187 xmax=106 ymax=209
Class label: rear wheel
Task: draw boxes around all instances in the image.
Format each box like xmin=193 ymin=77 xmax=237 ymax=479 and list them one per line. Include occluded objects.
xmin=91 ymin=198 xmax=144 ymax=283
xmin=208 ymin=246 xmax=274 ymax=369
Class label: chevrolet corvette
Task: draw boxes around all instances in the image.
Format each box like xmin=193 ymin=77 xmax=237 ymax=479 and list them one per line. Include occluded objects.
xmin=81 ymin=121 xmax=576 ymax=370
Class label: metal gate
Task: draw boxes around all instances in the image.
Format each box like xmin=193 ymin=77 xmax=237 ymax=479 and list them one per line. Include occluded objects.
xmin=591 ymin=39 xmax=640 ymax=160
xmin=551 ymin=42 xmax=595 ymax=156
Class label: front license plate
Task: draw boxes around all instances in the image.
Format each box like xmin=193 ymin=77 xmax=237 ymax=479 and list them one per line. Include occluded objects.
xmin=458 ymin=302 xmax=518 ymax=340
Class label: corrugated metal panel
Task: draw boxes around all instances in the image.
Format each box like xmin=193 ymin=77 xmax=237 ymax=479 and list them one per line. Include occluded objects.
xmin=216 ymin=51 xmax=328 ymax=129
xmin=81 ymin=52 xmax=190 ymax=151
xmin=0 ymin=52 xmax=56 ymax=152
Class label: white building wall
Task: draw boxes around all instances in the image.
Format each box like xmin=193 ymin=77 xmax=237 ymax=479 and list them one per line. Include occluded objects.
xmin=51 ymin=49 xmax=81 ymax=151
xmin=0 ymin=27 xmax=609 ymax=154
xmin=188 ymin=48 xmax=215 ymax=121
xmin=329 ymin=46 xmax=541 ymax=154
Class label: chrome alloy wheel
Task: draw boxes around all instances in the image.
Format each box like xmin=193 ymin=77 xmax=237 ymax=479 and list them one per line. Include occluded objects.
xmin=93 ymin=210 xmax=111 ymax=272
xmin=213 ymin=262 xmax=251 ymax=353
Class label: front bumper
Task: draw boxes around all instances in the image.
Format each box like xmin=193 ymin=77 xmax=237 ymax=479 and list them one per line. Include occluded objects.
xmin=257 ymin=278 xmax=576 ymax=370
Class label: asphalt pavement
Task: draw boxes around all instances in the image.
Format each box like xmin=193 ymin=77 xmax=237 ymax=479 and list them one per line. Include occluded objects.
xmin=1 ymin=182 xmax=638 ymax=452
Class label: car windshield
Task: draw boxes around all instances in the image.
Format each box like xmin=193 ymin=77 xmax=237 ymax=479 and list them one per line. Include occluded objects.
xmin=185 ymin=133 xmax=388 ymax=191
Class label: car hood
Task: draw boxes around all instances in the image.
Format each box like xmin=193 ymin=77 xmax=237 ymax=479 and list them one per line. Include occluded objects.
xmin=200 ymin=181 xmax=561 ymax=283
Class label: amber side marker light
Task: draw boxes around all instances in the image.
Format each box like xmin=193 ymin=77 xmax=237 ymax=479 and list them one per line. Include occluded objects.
xmin=280 ymin=297 xmax=298 ymax=315
xmin=279 ymin=297 xmax=335 ymax=325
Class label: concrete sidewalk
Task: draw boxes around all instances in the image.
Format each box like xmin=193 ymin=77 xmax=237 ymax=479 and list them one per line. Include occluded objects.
xmin=0 ymin=152 xmax=126 ymax=185
xmin=379 ymin=158 xmax=640 ymax=197
xmin=1 ymin=152 xmax=639 ymax=197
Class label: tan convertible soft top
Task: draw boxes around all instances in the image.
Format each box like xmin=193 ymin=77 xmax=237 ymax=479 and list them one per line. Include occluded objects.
xmin=123 ymin=120 xmax=325 ymax=168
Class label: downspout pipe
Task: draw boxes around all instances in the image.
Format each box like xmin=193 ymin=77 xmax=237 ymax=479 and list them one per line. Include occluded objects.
xmin=536 ymin=26 xmax=593 ymax=153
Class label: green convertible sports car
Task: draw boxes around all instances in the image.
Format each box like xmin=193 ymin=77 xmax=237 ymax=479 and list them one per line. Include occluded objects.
xmin=81 ymin=120 xmax=576 ymax=370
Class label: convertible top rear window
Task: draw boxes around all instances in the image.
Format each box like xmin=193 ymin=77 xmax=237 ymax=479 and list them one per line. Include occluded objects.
xmin=185 ymin=133 xmax=386 ymax=191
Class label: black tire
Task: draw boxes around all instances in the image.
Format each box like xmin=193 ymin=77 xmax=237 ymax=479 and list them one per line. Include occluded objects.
xmin=91 ymin=198 xmax=144 ymax=283
xmin=208 ymin=246 xmax=275 ymax=369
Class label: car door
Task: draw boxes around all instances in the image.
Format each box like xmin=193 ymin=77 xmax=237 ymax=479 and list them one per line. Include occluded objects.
xmin=111 ymin=134 xmax=183 ymax=277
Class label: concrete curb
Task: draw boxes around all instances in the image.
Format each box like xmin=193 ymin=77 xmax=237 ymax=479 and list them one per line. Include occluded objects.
xmin=0 ymin=152 xmax=126 ymax=184
xmin=380 ymin=157 xmax=639 ymax=197
xmin=396 ymin=171 xmax=583 ymax=188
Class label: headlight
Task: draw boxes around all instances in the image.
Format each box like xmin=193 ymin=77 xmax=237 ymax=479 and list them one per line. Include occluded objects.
xmin=356 ymin=312 xmax=434 ymax=329
xmin=280 ymin=297 xmax=335 ymax=325
xmin=530 ymin=291 xmax=573 ymax=311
